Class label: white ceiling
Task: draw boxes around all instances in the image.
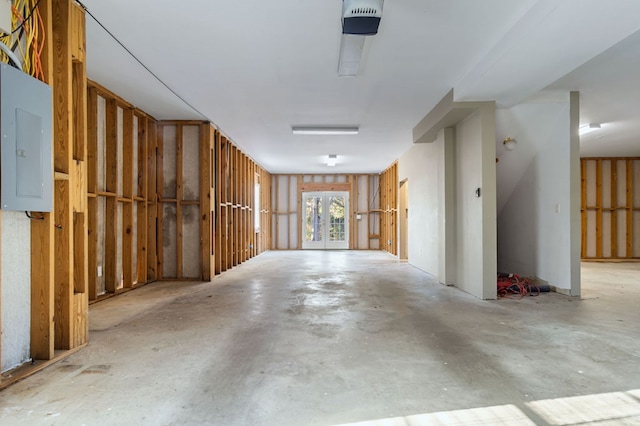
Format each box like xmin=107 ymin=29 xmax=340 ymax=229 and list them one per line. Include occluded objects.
xmin=82 ymin=0 xmax=640 ymax=173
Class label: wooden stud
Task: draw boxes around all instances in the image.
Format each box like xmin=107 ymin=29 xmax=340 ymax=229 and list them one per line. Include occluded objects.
xmin=30 ymin=1 xmax=55 ymax=361
xmin=223 ymin=138 xmax=230 ymax=272
xmin=176 ymin=124 xmax=183 ymax=278
xmin=580 ymin=159 xmax=587 ymax=258
xmin=229 ymin=145 xmax=235 ymax=267
xmin=611 ymin=160 xmax=618 ymax=258
xmin=274 ymin=175 xmax=279 ymax=249
xmin=156 ymin=124 xmax=164 ymax=278
xmin=87 ymin=196 xmax=98 ymax=300
xmin=147 ymin=120 xmax=158 ymax=281
xmin=104 ymin=99 xmax=119 ymax=292
xmin=349 ymin=175 xmax=355 ymax=249
xmin=136 ymin=115 xmax=148 ymax=283
xmin=87 ymin=87 xmax=98 ymax=299
xmin=52 ymin=0 xmax=72 ymax=175
xmin=72 ymin=60 xmax=86 ymax=162
xmin=73 ymin=212 xmax=86 ymax=294
xmin=122 ymin=109 xmax=134 ymax=287
xmin=52 ymin=0 xmax=78 ymax=350
xmin=595 ymin=159 xmax=603 ymax=258
xmin=200 ymin=124 xmax=214 ymax=280
xmin=239 ymin=152 xmax=245 ymax=262
xmin=627 ymin=159 xmax=633 ymax=258
xmin=30 ymin=211 xmax=55 ymax=360
xmin=235 ymin=146 xmax=240 ymax=264
xmin=215 ymin=132 xmax=223 ymax=274
xmin=285 ymin=175 xmax=289 ymax=250
xmin=70 ymin=2 xmax=85 ymax=62
xmin=54 ymin=180 xmax=72 ymax=349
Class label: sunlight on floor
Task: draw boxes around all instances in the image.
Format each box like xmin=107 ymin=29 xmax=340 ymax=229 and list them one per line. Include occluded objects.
xmin=334 ymin=389 xmax=640 ymax=426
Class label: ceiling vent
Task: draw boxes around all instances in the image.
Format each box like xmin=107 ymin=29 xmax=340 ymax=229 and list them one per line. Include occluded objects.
xmin=342 ymin=0 xmax=384 ymax=35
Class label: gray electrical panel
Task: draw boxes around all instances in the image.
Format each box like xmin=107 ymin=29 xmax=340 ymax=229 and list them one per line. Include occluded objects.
xmin=1 ymin=63 xmax=53 ymax=212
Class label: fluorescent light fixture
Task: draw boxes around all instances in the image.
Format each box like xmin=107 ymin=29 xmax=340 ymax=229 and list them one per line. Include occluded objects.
xmin=292 ymin=126 xmax=359 ymax=135
xmin=579 ymin=123 xmax=601 ymax=135
xmin=338 ymin=34 xmax=367 ymax=76
xmin=327 ymin=154 xmax=338 ymax=167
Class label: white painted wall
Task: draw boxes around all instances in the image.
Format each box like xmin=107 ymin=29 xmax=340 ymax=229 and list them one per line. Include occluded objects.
xmin=496 ymin=98 xmax=579 ymax=292
xmin=455 ymin=110 xmax=497 ymax=299
xmin=398 ymin=136 xmax=443 ymax=277
xmin=399 ymin=116 xmax=497 ymax=300
xmin=1 ymin=211 xmax=31 ymax=372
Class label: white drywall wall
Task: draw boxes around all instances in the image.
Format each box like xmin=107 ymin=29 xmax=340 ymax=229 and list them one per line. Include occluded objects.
xmin=398 ymin=138 xmax=443 ymax=277
xmin=1 ymin=211 xmax=31 ymax=372
xmin=496 ymin=99 xmax=578 ymax=292
xmin=455 ymin=112 xmax=487 ymax=298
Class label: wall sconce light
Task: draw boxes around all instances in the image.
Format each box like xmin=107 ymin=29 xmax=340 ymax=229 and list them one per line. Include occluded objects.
xmin=503 ymin=137 xmax=517 ymax=151
xmin=327 ymin=154 xmax=338 ymax=167
xmin=579 ymin=123 xmax=601 ymax=135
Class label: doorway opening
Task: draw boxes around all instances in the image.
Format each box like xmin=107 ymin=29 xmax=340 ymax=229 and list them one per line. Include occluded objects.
xmin=399 ymin=180 xmax=408 ymax=261
xmin=302 ymin=191 xmax=349 ymax=249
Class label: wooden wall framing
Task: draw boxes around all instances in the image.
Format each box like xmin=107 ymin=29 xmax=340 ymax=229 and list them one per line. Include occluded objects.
xmin=2 ymin=0 xmax=272 ymax=381
xmin=380 ymin=162 xmax=398 ymax=256
xmin=29 ymin=0 xmax=88 ymax=361
xmin=156 ymin=121 xmax=215 ymax=280
xmin=86 ymin=81 xmax=158 ymax=299
xmin=213 ymin=135 xmax=271 ymax=275
xmin=270 ymin=174 xmax=381 ymax=250
xmin=581 ymin=157 xmax=640 ymax=260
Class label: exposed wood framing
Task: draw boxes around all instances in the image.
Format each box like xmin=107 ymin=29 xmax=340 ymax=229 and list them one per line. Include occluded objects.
xmin=147 ymin=121 xmax=158 ymax=281
xmin=595 ymin=159 xmax=603 ymax=258
xmin=213 ymin=134 xmax=270 ymax=274
xmin=271 ymin=174 xmax=381 ymax=250
xmin=87 ymin=81 xmax=158 ymax=298
xmin=27 ymin=0 xmax=88 ymax=361
xmin=200 ymin=124 xmax=214 ymax=281
xmin=156 ymin=122 xmax=259 ymax=280
xmin=104 ymin=98 xmax=119 ymax=292
xmin=136 ymin=114 xmax=149 ymax=284
xmin=29 ymin=0 xmax=55 ymax=361
xmin=611 ymin=162 xmax=618 ymax=258
xmin=380 ymin=162 xmax=398 ymax=256
xmin=627 ymin=159 xmax=634 ymax=258
xmin=122 ymin=109 xmax=134 ymax=288
xmin=581 ymin=157 xmax=640 ymax=261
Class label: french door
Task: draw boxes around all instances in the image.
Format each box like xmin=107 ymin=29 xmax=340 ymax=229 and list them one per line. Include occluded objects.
xmin=302 ymin=192 xmax=349 ymax=249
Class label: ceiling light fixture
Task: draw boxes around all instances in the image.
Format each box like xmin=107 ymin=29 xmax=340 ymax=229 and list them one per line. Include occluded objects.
xmin=338 ymin=34 xmax=367 ymax=77
xmin=327 ymin=154 xmax=338 ymax=167
xmin=292 ymin=126 xmax=359 ymax=135
xmin=503 ymin=137 xmax=517 ymax=151
xmin=579 ymin=123 xmax=601 ymax=135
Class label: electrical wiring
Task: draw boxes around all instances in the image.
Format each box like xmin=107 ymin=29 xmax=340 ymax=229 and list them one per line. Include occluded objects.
xmin=0 ymin=0 xmax=43 ymax=79
xmin=497 ymin=274 xmax=540 ymax=298
xmin=25 ymin=211 xmax=44 ymax=220
xmin=25 ymin=211 xmax=62 ymax=229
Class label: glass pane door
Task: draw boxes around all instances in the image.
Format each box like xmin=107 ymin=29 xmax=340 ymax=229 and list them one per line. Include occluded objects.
xmin=302 ymin=192 xmax=349 ymax=250
xmin=303 ymin=194 xmax=324 ymax=249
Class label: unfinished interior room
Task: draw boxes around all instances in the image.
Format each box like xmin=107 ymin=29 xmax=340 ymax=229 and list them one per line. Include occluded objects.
xmin=1 ymin=1 xmax=639 ymax=425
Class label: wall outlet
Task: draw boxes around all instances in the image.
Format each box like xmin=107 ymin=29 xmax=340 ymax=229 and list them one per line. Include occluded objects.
xmin=97 ymin=266 xmax=102 ymax=277
xmin=356 ymin=214 xmax=362 ymax=220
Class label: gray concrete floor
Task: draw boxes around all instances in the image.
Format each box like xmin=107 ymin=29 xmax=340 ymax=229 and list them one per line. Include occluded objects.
xmin=1 ymin=251 xmax=639 ymax=425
